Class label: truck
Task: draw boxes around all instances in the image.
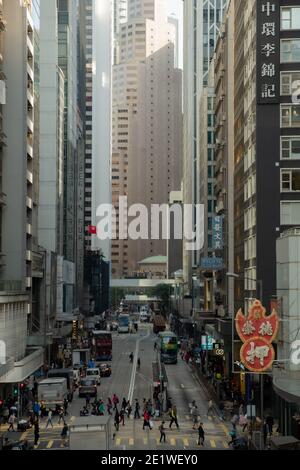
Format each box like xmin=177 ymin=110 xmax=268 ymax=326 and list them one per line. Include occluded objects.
xmin=72 ymin=349 xmax=91 ymax=367
xmin=47 ymin=369 xmax=74 ymax=400
xmin=159 ymin=331 xmax=178 ymax=364
xmin=38 ymin=378 xmax=68 ymax=408
xmin=91 ymin=331 xmax=112 ymax=361
xmin=153 ymin=315 xmax=166 ymax=334
xmin=69 ymin=416 xmax=112 ymax=450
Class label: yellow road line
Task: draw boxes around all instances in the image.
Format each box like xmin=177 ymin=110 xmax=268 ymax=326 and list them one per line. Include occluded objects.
xmin=223 ymin=441 xmax=229 ymax=448
xmin=143 ymin=437 xmax=148 ymax=445
xmin=170 ymin=438 xmax=176 ymax=446
xmin=156 ymin=438 xmax=160 ymax=445
xmin=20 ymin=431 xmax=28 ymax=440
xmin=129 ymin=438 xmax=134 ymax=446
xmin=70 ymin=416 xmax=75 ymax=422
xmin=47 ymin=440 xmax=54 ymax=449
xmin=183 ymin=438 xmax=189 ymax=447
xmin=116 ymin=438 xmax=121 ymax=446
xmin=219 ymin=423 xmax=230 ymax=436
xmin=210 ymin=439 xmax=216 ymax=448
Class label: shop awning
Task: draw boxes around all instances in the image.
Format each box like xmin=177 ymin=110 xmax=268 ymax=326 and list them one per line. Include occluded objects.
xmin=273 ymin=373 xmax=300 ymax=406
xmin=0 ymin=347 xmax=44 ymax=383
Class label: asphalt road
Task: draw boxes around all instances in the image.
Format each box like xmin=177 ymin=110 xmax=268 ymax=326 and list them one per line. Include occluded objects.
xmin=1 ymin=323 xmax=230 ymax=450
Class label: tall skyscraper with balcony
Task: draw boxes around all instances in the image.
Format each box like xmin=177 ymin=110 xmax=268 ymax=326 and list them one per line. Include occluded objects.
xmin=111 ymin=0 xmax=182 ymax=278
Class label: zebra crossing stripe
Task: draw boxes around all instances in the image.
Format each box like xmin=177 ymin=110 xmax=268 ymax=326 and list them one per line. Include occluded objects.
xmin=170 ymin=438 xmax=176 ymax=446
xmin=116 ymin=438 xmax=121 ymax=446
xmin=143 ymin=438 xmax=148 ymax=445
xmin=183 ymin=438 xmax=189 ymax=447
xmin=210 ymin=439 xmax=216 ymax=448
xmin=47 ymin=440 xmax=54 ymax=449
xmin=129 ymin=438 xmax=134 ymax=446
xmin=223 ymin=441 xmax=229 ymax=448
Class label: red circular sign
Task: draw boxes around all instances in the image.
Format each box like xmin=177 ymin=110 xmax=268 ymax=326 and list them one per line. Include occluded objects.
xmin=240 ymin=337 xmax=275 ymax=372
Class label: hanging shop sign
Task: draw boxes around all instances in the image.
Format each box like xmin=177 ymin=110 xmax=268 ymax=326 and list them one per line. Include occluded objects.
xmin=235 ymin=299 xmax=279 ymax=372
xmin=212 ymin=216 xmax=223 ymax=250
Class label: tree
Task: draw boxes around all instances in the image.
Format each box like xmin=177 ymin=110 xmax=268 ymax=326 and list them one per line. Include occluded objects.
xmin=110 ymin=288 xmax=125 ymax=309
xmin=151 ymin=284 xmax=173 ymax=314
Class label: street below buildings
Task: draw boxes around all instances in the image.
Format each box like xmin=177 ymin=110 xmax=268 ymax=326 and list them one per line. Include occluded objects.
xmin=0 ymin=324 xmax=230 ymax=450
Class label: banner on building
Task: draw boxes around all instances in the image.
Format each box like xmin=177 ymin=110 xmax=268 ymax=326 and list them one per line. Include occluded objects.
xmin=257 ymin=1 xmax=280 ymax=104
xmin=212 ymin=216 xmax=223 ymax=250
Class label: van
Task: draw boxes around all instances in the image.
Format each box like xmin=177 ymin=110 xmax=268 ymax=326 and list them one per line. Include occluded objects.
xmin=86 ymin=367 xmax=101 ymax=385
xmin=140 ymin=312 xmax=149 ymax=323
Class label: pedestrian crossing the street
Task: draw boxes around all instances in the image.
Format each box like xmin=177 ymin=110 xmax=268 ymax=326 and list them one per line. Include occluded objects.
xmin=0 ymin=409 xmax=231 ymax=451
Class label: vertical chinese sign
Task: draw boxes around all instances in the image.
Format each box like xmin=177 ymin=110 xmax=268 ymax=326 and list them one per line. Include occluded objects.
xmin=257 ymin=1 xmax=280 ymax=105
xmin=212 ymin=215 xmax=223 ymax=251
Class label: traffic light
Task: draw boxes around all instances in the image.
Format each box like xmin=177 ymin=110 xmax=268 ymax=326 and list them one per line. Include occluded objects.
xmin=13 ymin=385 xmax=18 ymax=397
xmin=0 ymin=399 xmax=4 ymax=407
xmin=19 ymin=383 xmax=25 ymax=393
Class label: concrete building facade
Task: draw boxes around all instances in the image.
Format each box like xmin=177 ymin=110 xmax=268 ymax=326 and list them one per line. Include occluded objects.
xmin=213 ymin=1 xmax=234 ymax=317
xmin=0 ymin=0 xmax=44 ymax=390
xmin=182 ymin=0 xmax=227 ymax=290
xmin=111 ymin=0 xmax=182 ymax=278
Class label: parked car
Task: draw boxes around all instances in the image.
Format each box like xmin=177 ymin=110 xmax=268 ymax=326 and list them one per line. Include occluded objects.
xmin=99 ymin=363 xmax=112 ymax=377
xmin=86 ymin=367 xmax=101 ymax=385
xmin=78 ymin=378 xmax=98 ymax=398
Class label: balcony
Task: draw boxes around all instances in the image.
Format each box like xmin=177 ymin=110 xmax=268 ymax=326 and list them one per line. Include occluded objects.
xmin=26 ymin=169 xmax=33 ymax=184
xmin=0 ymin=130 xmax=6 ymax=146
xmin=27 ymin=62 xmax=34 ymax=82
xmin=27 ymin=141 xmax=33 ymax=158
xmin=27 ymin=115 xmax=33 ymax=134
xmin=26 ymin=223 xmax=32 ymax=235
xmin=27 ymin=35 xmax=34 ymax=59
xmin=0 ymin=191 xmax=6 ymax=206
xmin=26 ymin=196 xmax=32 ymax=209
xmin=0 ymin=14 xmax=7 ymax=32
xmin=0 ymin=252 xmax=5 ymax=266
xmin=27 ymin=86 xmax=34 ymax=108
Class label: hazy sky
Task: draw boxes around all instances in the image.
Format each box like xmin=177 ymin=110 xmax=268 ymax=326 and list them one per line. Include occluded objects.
xmin=167 ymin=0 xmax=183 ymax=69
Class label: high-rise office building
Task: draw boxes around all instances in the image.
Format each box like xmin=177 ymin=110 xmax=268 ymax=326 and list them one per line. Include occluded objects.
xmin=182 ymin=0 xmax=227 ymax=289
xmin=39 ymin=0 xmax=65 ymax=326
xmin=0 ymin=0 xmax=44 ymax=389
xmin=57 ymin=0 xmax=82 ymax=314
xmin=111 ymin=0 xmax=182 ymax=278
xmin=114 ymin=0 xmax=128 ymax=64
